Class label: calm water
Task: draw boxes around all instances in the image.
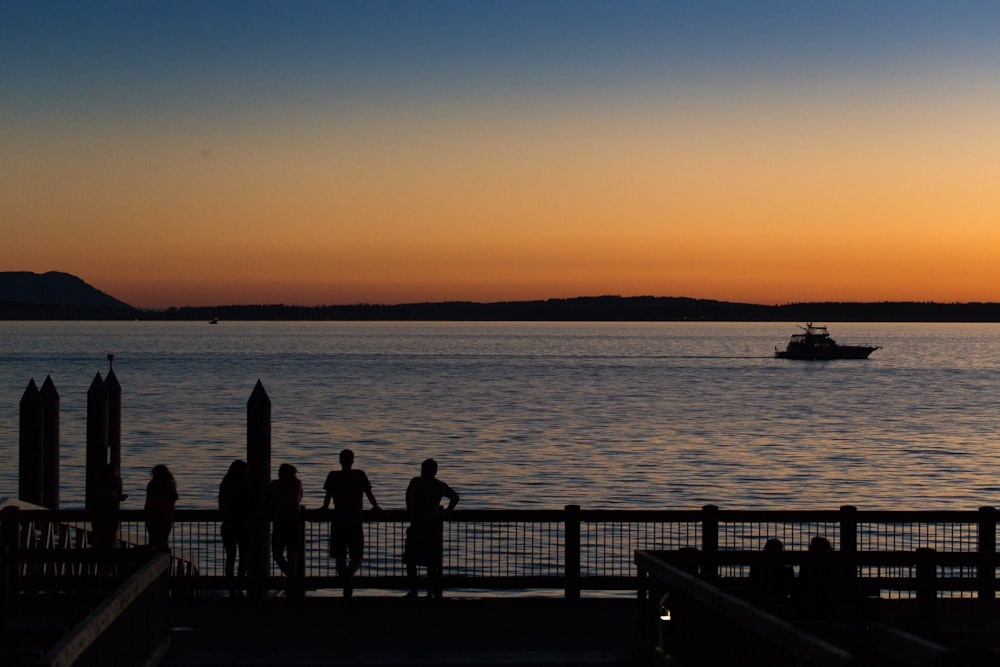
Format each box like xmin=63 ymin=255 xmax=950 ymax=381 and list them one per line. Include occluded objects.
xmin=1 ymin=321 xmax=998 ymax=512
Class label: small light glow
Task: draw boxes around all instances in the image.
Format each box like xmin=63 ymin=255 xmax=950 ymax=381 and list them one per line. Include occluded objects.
xmin=659 ymin=592 xmax=671 ymax=621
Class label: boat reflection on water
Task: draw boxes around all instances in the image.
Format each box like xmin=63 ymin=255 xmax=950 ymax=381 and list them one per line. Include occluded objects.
xmin=775 ymin=323 xmax=880 ymax=360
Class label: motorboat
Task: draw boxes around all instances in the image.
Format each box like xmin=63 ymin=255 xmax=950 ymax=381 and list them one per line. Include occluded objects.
xmin=775 ymin=323 xmax=879 ymax=360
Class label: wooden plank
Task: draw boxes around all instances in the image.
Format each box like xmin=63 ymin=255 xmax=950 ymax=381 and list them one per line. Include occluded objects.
xmin=869 ymin=623 xmax=950 ymax=667
xmin=40 ymin=553 xmax=170 ymax=667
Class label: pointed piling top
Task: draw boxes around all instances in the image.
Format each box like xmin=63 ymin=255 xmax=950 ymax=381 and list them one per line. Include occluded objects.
xmin=40 ymin=375 xmax=59 ymax=400
xmin=105 ymin=368 xmax=121 ymax=393
xmin=248 ymin=379 xmax=270 ymax=407
xmin=20 ymin=378 xmax=41 ymax=406
xmin=88 ymin=372 xmax=107 ymax=397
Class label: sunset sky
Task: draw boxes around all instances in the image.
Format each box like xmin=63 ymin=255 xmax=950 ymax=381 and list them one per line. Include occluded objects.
xmin=3 ymin=1 xmax=999 ymax=308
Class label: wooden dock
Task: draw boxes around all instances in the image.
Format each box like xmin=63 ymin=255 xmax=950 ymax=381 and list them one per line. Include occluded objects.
xmin=7 ymin=502 xmax=1000 ymax=665
xmin=163 ymin=596 xmax=645 ymax=666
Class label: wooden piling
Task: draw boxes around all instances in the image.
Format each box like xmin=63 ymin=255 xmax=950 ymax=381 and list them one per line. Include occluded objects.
xmin=41 ymin=375 xmax=60 ymax=510
xmin=86 ymin=373 xmax=109 ymax=511
xmin=246 ymin=380 xmax=272 ymax=595
xmin=19 ymin=379 xmax=44 ymax=506
xmin=106 ymin=368 xmax=122 ymax=475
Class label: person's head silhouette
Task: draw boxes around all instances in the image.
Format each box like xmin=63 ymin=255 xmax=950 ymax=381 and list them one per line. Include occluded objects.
xmin=340 ymin=449 xmax=355 ymax=469
xmin=226 ymin=459 xmax=247 ymax=479
xmin=764 ymin=538 xmax=784 ymax=553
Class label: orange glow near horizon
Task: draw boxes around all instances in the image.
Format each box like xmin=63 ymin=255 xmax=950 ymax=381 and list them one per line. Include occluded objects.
xmin=3 ymin=8 xmax=999 ymax=310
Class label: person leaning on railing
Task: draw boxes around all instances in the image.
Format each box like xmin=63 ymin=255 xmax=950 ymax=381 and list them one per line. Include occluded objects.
xmin=402 ymin=458 xmax=459 ymax=599
xmin=219 ymin=459 xmax=252 ymax=597
xmin=321 ymin=449 xmax=381 ymax=598
xmin=268 ymin=463 xmax=303 ymax=578
xmin=144 ymin=465 xmax=178 ymax=552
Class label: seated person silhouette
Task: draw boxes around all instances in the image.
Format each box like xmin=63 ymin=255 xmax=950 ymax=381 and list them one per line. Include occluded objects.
xmin=748 ymin=538 xmax=794 ymax=613
xmin=796 ymin=536 xmax=839 ymax=621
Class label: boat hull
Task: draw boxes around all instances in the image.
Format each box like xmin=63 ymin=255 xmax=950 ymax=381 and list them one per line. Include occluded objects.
xmin=776 ymin=344 xmax=878 ymax=360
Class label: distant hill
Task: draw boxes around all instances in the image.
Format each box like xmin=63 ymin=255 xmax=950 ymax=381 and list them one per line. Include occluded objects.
xmin=0 ymin=271 xmax=136 ymax=319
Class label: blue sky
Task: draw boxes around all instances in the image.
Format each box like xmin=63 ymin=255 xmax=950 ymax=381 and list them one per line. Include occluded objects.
xmin=3 ymin=1 xmax=1000 ymax=307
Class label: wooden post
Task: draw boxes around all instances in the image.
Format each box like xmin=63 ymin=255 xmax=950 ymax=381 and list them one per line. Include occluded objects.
xmin=839 ymin=505 xmax=859 ymax=597
xmin=86 ymin=373 xmax=109 ymax=511
xmin=978 ymin=506 xmax=996 ymax=605
xmin=106 ymin=367 xmax=122 ymax=475
xmin=915 ymin=547 xmax=937 ymax=634
xmin=247 ymin=380 xmax=272 ymax=595
xmin=247 ymin=380 xmax=272 ymax=494
xmin=564 ymin=504 xmax=581 ymax=599
xmin=293 ymin=505 xmax=306 ymax=599
xmin=701 ymin=505 xmax=719 ymax=580
xmin=839 ymin=505 xmax=858 ymax=552
xmin=2 ymin=506 xmax=20 ymax=621
xmin=19 ymin=380 xmax=45 ymax=506
xmin=40 ymin=376 xmax=60 ymax=510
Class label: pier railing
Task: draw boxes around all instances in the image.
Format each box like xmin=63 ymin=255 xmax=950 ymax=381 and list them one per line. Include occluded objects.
xmin=4 ymin=504 xmax=997 ymax=601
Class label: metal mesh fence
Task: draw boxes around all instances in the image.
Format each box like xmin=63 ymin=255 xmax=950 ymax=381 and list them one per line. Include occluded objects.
xmin=5 ymin=506 xmax=995 ymax=599
xmin=581 ymin=519 xmax=700 ymax=578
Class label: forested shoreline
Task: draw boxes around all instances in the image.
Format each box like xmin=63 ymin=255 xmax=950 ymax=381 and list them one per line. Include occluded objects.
xmin=3 ymin=296 xmax=999 ymax=322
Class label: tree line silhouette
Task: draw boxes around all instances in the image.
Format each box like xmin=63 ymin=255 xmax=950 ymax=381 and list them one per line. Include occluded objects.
xmin=4 ymin=295 xmax=1000 ymax=322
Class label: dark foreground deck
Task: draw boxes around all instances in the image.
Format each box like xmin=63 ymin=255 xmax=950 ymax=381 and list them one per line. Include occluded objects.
xmin=163 ymin=596 xmax=645 ymax=667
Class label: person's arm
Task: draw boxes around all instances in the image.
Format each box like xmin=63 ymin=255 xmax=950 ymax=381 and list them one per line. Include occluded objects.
xmin=405 ymin=479 xmax=416 ymax=512
xmin=321 ymin=473 xmax=332 ymax=509
xmin=365 ymin=488 xmax=381 ymax=510
xmin=361 ymin=472 xmax=380 ymax=510
xmin=442 ymin=483 xmax=459 ymax=512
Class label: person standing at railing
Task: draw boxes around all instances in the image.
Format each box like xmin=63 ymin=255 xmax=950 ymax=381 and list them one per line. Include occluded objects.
xmin=321 ymin=449 xmax=381 ymax=598
xmin=219 ymin=459 xmax=252 ymax=597
xmin=144 ymin=464 xmax=178 ymax=552
xmin=268 ymin=463 xmax=304 ymax=580
xmin=403 ymin=458 xmax=459 ymax=599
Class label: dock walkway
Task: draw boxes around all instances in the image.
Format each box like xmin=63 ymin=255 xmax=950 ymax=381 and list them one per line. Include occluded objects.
xmin=163 ymin=596 xmax=646 ymax=666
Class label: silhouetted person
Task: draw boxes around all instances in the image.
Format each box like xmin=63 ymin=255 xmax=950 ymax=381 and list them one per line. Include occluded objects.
xmin=322 ymin=449 xmax=381 ymax=598
xmin=748 ymin=538 xmax=794 ymax=614
xmin=91 ymin=463 xmax=127 ymax=551
xmin=403 ymin=458 xmax=459 ymax=599
xmin=797 ymin=536 xmax=838 ymax=621
xmin=219 ymin=459 xmax=252 ymax=597
xmin=144 ymin=464 xmax=177 ymax=552
xmin=268 ymin=463 xmax=303 ymax=579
